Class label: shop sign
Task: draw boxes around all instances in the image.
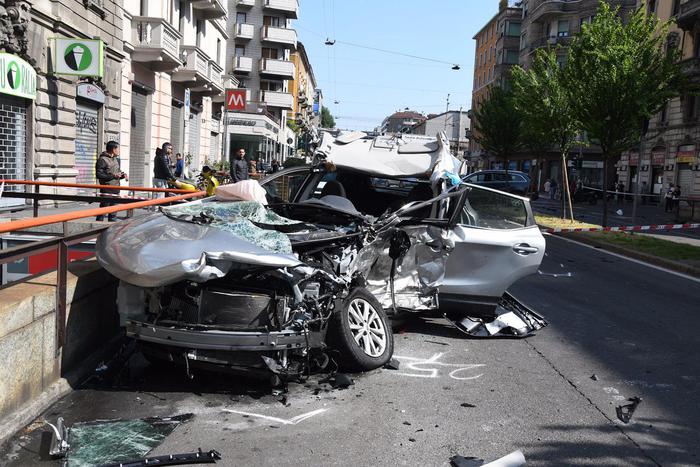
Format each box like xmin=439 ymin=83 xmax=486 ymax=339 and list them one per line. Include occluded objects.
xmin=228 ymin=119 xmax=257 ymax=126
xmin=581 ymin=161 xmax=604 ymax=169
xmin=76 ymin=82 xmax=105 ymax=104
xmin=677 ymin=145 xmax=696 ymax=164
xmin=629 ymin=152 xmax=639 ymax=165
xmin=0 ymin=53 xmax=37 ymax=100
xmin=652 ymin=151 xmax=665 ymax=166
xmin=54 ymin=38 xmax=104 ymax=77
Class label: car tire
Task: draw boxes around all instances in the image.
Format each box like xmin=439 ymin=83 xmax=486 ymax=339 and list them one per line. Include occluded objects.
xmin=327 ymin=287 xmax=394 ymax=372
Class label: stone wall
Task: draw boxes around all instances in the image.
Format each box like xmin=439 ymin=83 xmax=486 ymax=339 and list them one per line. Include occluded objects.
xmin=0 ymin=259 xmax=120 ymax=444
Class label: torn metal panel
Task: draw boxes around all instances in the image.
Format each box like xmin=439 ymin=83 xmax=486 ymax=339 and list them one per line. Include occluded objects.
xmin=101 ymin=449 xmax=221 ymax=467
xmin=96 ymin=213 xmax=301 ymax=288
xmin=444 ymin=292 xmax=548 ymax=337
xmin=350 ymin=225 xmax=453 ymax=311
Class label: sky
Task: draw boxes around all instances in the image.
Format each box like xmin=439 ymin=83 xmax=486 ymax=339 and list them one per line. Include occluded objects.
xmin=295 ymin=0 xmax=502 ymax=131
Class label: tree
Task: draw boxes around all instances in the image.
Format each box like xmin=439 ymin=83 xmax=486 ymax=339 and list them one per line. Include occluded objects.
xmin=321 ymin=106 xmax=335 ymax=128
xmin=512 ymin=48 xmax=580 ymax=220
xmin=565 ymin=1 xmax=683 ymax=226
xmin=472 ymin=86 xmax=523 ymax=173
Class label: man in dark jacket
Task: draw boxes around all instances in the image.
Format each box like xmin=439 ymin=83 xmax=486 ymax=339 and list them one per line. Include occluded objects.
xmin=95 ymin=141 xmax=126 ymax=221
xmin=154 ymin=142 xmax=175 ymax=196
xmin=232 ymin=148 xmax=249 ymax=183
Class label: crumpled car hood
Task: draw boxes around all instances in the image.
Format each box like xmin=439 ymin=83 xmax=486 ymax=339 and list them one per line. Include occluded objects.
xmin=96 ymin=213 xmax=301 ymax=288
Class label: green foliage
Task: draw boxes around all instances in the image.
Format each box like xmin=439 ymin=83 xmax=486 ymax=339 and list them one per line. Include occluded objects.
xmin=512 ymin=48 xmax=580 ymax=158
xmin=321 ymin=106 xmax=335 ymax=128
xmin=283 ymin=157 xmax=307 ymax=168
xmin=565 ymin=1 xmax=683 ymax=159
xmin=287 ymin=119 xmax=300 ymax=134
xmin=212 ymin=160 xmax=230 ymax=171
xmin=472 ymin=86 xmax=523 ymax=168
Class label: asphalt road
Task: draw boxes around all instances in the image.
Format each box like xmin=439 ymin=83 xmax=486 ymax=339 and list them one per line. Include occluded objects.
xmin=2 ymin=235 xmax=699 ymax=466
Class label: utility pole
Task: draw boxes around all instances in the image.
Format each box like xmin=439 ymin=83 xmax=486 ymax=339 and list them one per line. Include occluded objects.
xmin=444 ymin=94 xmax=450 ymax=131
xmin=631 ymin=119 xmax=649 ymax=222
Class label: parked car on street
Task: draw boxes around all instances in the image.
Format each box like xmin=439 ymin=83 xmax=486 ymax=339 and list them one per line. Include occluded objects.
xmin=97 ymin=132 xmax=546 ymax=382
xmin=463 ymin=170 xmax=538 ymax=200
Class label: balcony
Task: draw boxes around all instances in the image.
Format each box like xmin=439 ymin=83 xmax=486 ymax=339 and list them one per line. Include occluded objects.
xmin=173 ymin=46 xmax=210 ymax=83
xmin=259 ymin=58 xmax=295 ymax=79
xmin=234 ymin=23 xmax=254 ymax=40
xmin=678 ymin=0 xmax=700 ymax=30
xmin=530 ymin=35 xmax=572 ymax=51
xmin=233 ymin=55 xmax=253 ymax=73
xmin=263 ymin=0 xmax=299 ymax=19
xmin=528 ymin=1 xmax=582 ymax=23
xmin=209 ymin=61 xmax=224 ymax=92
xmin=190 ymin=0 xmax=226 ymax=19
xmin=130 ymin=17 xmax=182 ymax=71
xmin=212 ymin=76 xmax=239 ymax=102
xmin=260 ymin=26 xmax=297 ymax=49
xmin=236 ymin=0 xmax=254 ymax=7
xmin=260 ymin=90 xmax=293 ymax=109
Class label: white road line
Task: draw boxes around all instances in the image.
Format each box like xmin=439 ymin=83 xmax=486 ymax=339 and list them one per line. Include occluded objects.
xmin=221 ymin=408 xmax=328 ymax=425
xmin=546 ymin=233 xmax=700 ymax=284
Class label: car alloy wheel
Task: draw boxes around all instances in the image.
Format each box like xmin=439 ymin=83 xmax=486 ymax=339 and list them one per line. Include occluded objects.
xmin=347 ymin=297 xmax=387 ymax=358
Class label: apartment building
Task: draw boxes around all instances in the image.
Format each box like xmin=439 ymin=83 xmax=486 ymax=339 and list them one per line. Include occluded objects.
xmin=0 ymin=0 xmax=124 ymax=209
xmin=380 ymin=110 xmax=426 ymax=134
xmin=226 ymin=0 xmax=298 ymax=165
xmin=468 ymin=0 xmax=522 ymax=167
xmin=617 ymin=0 xmax=700 ymax=198
xmin=410 ymin=110 xmax=471 ymax=158
xmin=288 ymin=41 xmax=320 ymax=145
xmin=120 ymin=0 xmax=230 ymax=186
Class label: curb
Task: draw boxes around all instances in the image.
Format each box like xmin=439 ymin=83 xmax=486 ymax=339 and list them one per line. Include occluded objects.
xmin=555 ymin=231 xmax=700 ymax=278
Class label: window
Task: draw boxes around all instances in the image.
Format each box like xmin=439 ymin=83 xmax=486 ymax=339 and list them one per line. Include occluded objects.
xmin=261 ymin=81 xmax=283 ymax=92
xmin=263 ymin=171 xmax=309 ymax=203
xmin=216 ymin=38 xmax=221 ymax=64
xmin=236 ymin=12 xmax=247 ymax=23
xmin=262 ymin=47 xmax=279 ymax=59
xmin=459 ymin=188 xmax=528 ymax=229
xmin=505 ymin=50 xmax=519 ymax=64
xmin=684 ymin=95 xmax=699 ymax=121
xmin=660 ymin=102 xmax=668 ymax=123
xmin=234 ymin=45 xmax=245 ymax=56
xmin=196 ymin=19 xmax=204 ymax=47
xmin=506 ymin=22 xmax=521 ymax=37
xmin=672 ymin=0 xmax=681 ymax=16
xmin=263 ymin=15 xmax=281 ymax=27
xmin=558 ymin=20 xmax=569 ymax=37
xmin=648 ymin=0 xmax=656 ymax=13
xmin=178 ymin=0 xmax=186 ymax=32
xmin=238 ymin=78 xmax=248 ymax=88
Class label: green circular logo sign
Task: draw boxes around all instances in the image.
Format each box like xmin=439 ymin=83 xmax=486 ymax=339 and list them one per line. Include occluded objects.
xmin=6 ymin=61 xmax=20 ymax=90
xmin=64 ymin=44 xmax=92 ymax=72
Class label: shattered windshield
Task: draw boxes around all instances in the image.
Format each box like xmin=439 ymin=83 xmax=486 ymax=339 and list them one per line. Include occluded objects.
xmin=163 ymin=200 xmax=302 ymax=254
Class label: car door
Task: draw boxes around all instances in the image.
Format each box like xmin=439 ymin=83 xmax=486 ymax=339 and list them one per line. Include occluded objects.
xmin=259 ymin=166 xmax=311 ymax=203
xmin=438 ymin=184 xmax=545 ymax=317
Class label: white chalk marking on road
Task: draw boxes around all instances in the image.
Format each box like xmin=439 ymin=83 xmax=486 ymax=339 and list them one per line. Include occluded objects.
xmin=546 ymin=233 xmax=700 ymax=284
xmin=393 ymin=353 xmax=485 ymax=380
xmin=221 ymin=408 xmax=328 ymax=425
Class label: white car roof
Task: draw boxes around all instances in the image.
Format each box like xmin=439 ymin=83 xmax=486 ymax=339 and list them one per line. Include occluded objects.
xmin=314 ymin=131 xmax=462 ymax=179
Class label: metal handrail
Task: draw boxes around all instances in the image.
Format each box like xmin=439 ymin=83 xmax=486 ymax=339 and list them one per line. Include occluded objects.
xmin=1 ymin=179 xmax=192 ymax=194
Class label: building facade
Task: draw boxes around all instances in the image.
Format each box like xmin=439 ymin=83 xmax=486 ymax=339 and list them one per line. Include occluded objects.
xmin=121 ymin=0 xmax=230 ymax=187
xmin=468 ymin=0 xmax=522 ymax=164
xmin=226 ymin=0 xmax=298 ymax=166
xmin=617 ymin=0 xmax=700 ymax=198
xmin=288 ymin=41 xmax=321 ymax=156
xmin=0 ymin=0 xmax=124 ymax=209
xmin=380 ymin=109 xmax=426 ymax=134
xmin=410 ymin=110 xmax=470 ymax=158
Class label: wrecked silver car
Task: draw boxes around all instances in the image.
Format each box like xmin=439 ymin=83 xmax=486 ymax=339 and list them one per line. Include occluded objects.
xmin=97 ymin=131 xmax=546 ymax=380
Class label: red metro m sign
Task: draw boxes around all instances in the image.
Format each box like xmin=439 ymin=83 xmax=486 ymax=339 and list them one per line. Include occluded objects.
xmin=225 ymin=89 xmax=246 ymax=111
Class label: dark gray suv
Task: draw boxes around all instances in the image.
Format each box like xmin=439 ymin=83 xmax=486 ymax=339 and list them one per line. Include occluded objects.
xmin=463 ymin=170 xmax=538 ymax=199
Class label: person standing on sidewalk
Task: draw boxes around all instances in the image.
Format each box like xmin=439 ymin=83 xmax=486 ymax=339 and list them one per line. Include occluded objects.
xmin=672 ymin=184 xmax=681 ymax=211
xmin=95 ymin=141 xmax=127 ymax=222
xmin=544 ymin=179 xmax=551 ymax=196
xmin=664 ymin=183 xmax=674 ymax=212
xmin=549 ymin=179 xmax=558 ymax=200
xmin=153 ymin=142 xmax=175 ymax=197
xmin=232 ymin=148 xmax=249 ymax=183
